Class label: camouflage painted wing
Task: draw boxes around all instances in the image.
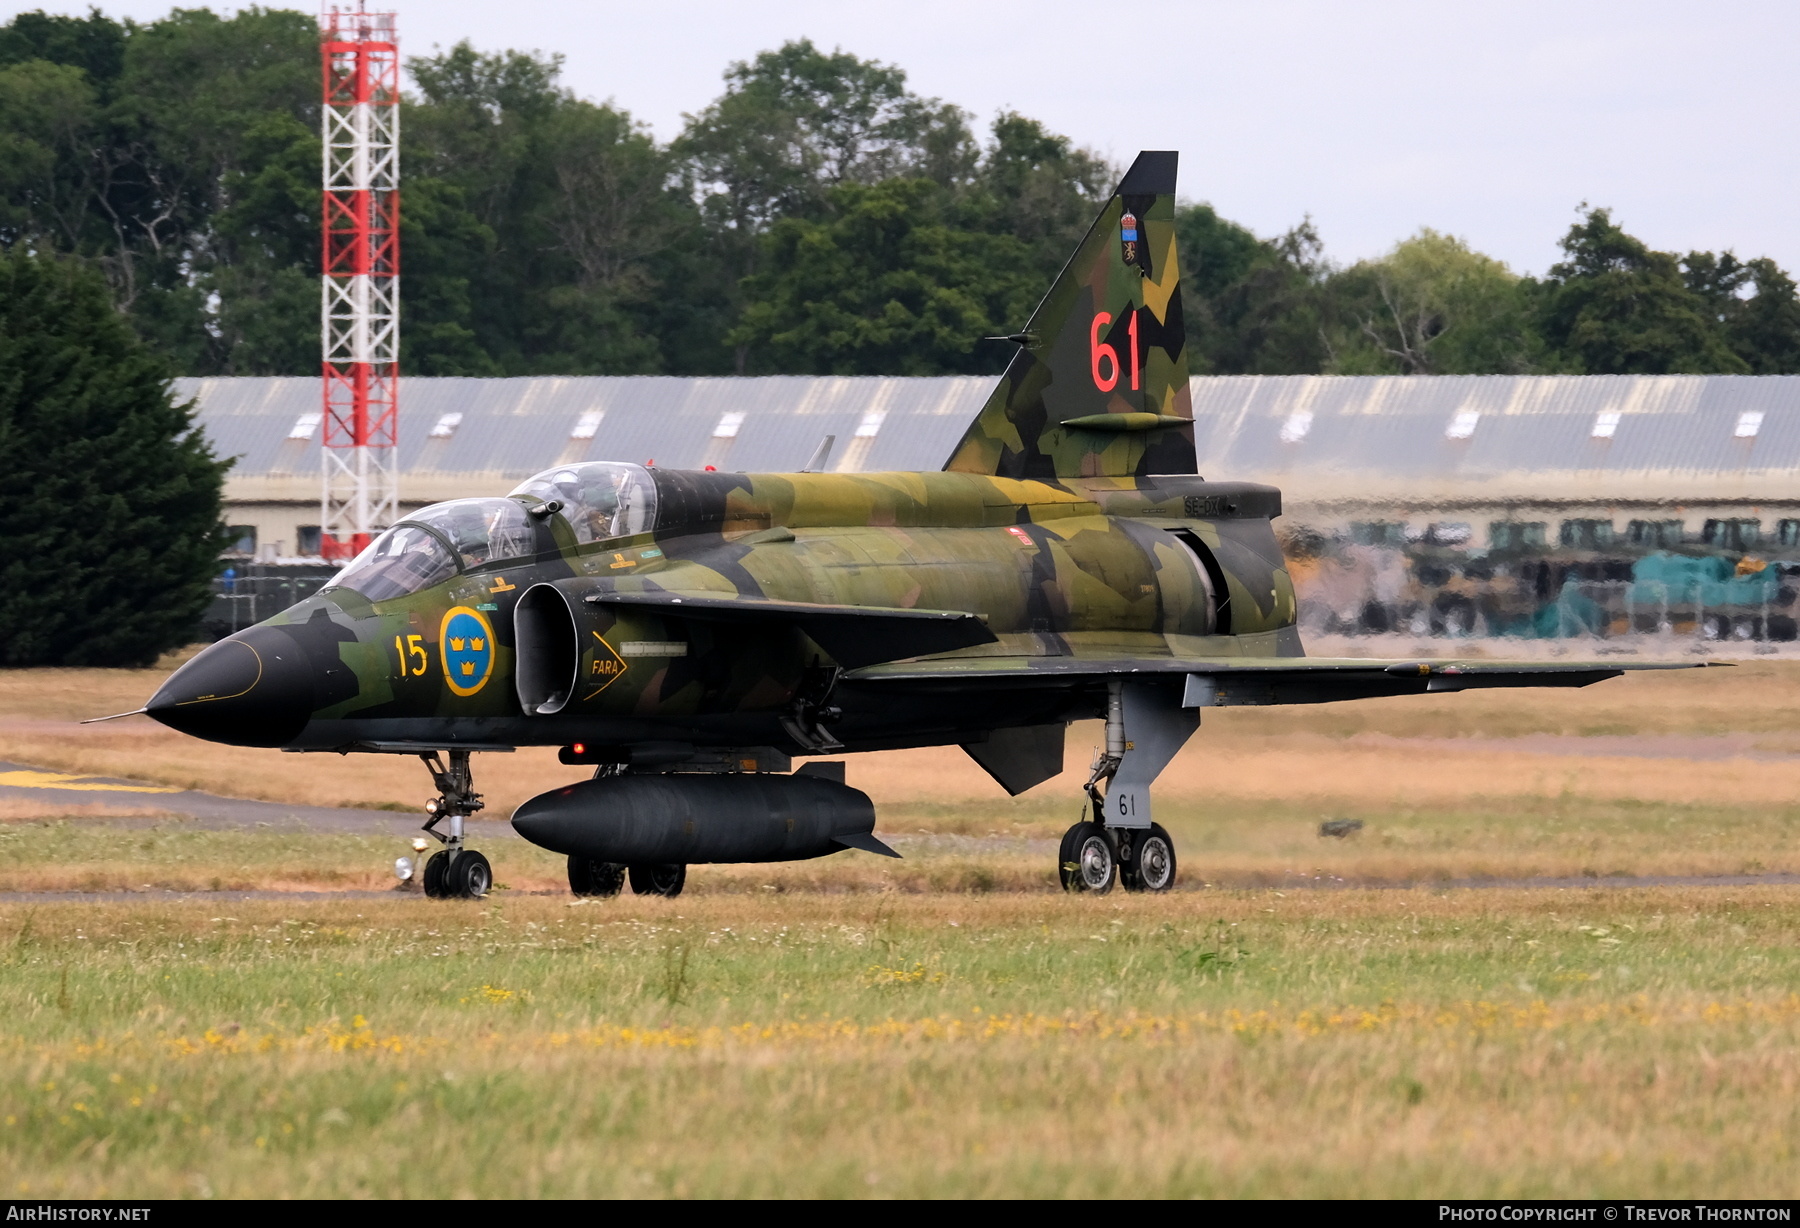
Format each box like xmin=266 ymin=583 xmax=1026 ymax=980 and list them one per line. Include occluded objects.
xmin=584 ymin=591 xmax=997 ymax=671
xmin=843 ymin=656 xmax=1719 ymax=704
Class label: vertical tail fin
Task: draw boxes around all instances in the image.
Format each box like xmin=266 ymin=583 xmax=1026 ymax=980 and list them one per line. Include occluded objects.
xmin=945 ymin=150 xmax=1192 ymax=480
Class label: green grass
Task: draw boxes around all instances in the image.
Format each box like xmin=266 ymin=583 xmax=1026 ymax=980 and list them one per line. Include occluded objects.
xmin=4 ymin=887 xmax=1800 ymax=1197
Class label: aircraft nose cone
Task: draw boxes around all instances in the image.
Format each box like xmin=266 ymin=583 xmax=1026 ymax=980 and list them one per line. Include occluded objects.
xmin=145 ymin=625 xmax=315 ymax=747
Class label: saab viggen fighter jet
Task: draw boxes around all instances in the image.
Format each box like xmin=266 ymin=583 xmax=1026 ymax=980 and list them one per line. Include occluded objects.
xmin=134 ymin=151 xmax=1700 ymax=899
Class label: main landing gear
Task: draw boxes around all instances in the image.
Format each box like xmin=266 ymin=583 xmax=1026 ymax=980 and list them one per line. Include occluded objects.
xmin=568 ymin=856 xmax=686 ymax=899
xmin=1058 ymin=680 xmax=1192 ymax=895
xmin=419 ymin=750 xmax=492 ymax=900
xmin=1058 ymin=820 xmax=1178 ymax=894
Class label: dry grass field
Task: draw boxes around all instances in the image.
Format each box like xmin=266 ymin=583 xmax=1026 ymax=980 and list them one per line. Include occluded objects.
xmin=2 ymin=653 xmax=1799 ymax=1196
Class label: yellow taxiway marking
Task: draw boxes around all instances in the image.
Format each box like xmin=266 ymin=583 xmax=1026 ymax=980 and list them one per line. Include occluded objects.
xmin=0 ymin=770 xmax=182 ymax=794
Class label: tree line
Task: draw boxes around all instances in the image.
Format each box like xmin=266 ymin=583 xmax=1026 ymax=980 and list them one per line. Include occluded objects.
xmin=5 ymin=5 xmax=1800 ymax=380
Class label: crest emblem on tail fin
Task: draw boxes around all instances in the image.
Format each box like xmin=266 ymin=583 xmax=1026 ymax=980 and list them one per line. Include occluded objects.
xmin=945 ymin=150 xmax=1192 ymax=481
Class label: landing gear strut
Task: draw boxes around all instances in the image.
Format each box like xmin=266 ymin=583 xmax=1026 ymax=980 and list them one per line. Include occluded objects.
xmin=1059 ymin=680 xmax=1189 ymax=895
xmin=419 ymin=750 xmax=491 ymax=900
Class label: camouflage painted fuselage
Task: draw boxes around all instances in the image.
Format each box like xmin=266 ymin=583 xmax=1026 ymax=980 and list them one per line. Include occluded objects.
xmin=238 ymin=468 xmax=1293 ymax=755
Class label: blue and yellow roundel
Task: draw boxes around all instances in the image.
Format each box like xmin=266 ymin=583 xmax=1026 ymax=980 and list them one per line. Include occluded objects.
xmin=439 ymin=606 xmax=496 ymax=698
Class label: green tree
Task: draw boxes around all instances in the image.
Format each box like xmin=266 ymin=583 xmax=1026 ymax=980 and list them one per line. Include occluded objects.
xmin=1325 ymin=229 xmax=1545 ymax=374
xmin=1537 ymin=207 xmax=1746 ymax=374
xmin=1682 ymin=250 xmax=1800 ymax=374
xmin=1178 ymin=206 xmax=1334 ymax=374
xmin=404 ymin=42 xmax=688 ymax=374
xmin=0 ymin=7 xmax=320 ymax=374
xmin=675 ymin=39 xmax=976 ymax=370
xmin=0 ymin=58 xmax=100 ymax=250
xmin=956 ymin=113 xmax=1109 ymax=275
xmin=400 ymin=177 xmax=500 ymax=376
xmin=0 ymin=9 xmax=127 ymax=95
xmin=0 ymin=249 xmax=229 ymax=666
xmin=732 ymin=177 xmax=1037 ymax=375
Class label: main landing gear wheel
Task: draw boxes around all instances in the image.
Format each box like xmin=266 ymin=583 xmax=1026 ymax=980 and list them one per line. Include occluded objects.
xmin=1058 ymin=821 xmax=1116 ymax=894
xmin=628 ymin=862 xmax=687 ymax=898
xmin=569 ymin=856 xmax=626 ymax=898
xmin=1121 ymin=823 xmax=1177 ymax=893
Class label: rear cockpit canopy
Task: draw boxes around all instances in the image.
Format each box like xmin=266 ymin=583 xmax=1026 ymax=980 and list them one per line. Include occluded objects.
xmin=325 ymin=497 xmax=536 ymax=602
xmin=510 ymin=462 xmax=657 ymax=545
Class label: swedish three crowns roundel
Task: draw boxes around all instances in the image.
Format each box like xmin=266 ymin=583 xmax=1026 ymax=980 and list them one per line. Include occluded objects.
xmin=440 ymin=606 xmax=496 ymax=697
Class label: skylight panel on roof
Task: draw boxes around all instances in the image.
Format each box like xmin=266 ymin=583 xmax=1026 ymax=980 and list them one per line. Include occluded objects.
xmin=713 ymin=411 xmax=746 ymax=439
xmin=1735 ymin=411 xmax=1764 ymax=438
xmin=287 ymin=411 xmax=321 ymax=440
xmin=1279 ymin=410 xmax=1313 ymax=443
xmin=1592 ymin=410 xmax=1621 ymax=439
xmin=1445 ymin=409 xmax=1480 ymax=440
xmin=570 ymin=409 xmax=604 ymax=440
xmin=429 ymin=411 xmax=463 ymax=439
xmin=854 ymin=409 xmax=887 ymax=438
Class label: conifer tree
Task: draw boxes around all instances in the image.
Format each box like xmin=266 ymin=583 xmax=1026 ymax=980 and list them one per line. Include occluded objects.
xmin=0 ymin=248 xmax=229 ymax=666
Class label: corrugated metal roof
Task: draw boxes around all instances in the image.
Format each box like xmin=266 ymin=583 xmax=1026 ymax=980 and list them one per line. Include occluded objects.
xmin=185 ymin=374 xmax=1800 ymax=506
xmin=182 ymin=376 xmax=990 ymax=503
xmin=1187 ymin=375 xmax=1800 ymax=503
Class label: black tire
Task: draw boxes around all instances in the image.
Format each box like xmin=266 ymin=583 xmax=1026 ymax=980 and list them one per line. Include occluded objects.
xmin=447 ymin=849 xmax=492 ymax=899
xmin=1058 ymin=821 xmax=1087 ymax=892
xmin=569 ymin=856 xmax=626 ymax=898
xmin=628 ymin=862 xmax=686 ymax=897
xmin=1121 ymin=824 xmax=1177 ymax=893
xmin=422 ymin=850 xmax=450 ymax=899
xmin=1059 ymin=821 xmax=1115 ymax=894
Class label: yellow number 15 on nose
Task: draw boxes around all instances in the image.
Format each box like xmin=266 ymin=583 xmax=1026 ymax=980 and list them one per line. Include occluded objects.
xmin=394 ymin=634 xmax=428 ymax=677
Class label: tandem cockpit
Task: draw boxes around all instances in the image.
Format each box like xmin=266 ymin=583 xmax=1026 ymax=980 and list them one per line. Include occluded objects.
xmin=322 ymin=461 xmax=660 ymax=602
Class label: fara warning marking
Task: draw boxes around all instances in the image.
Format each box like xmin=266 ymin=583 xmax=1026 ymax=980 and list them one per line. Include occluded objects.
xmin=440 ymin=606 xmax=495 ymax=697
xmin=584 ymin=631 xmax=627 ymax=700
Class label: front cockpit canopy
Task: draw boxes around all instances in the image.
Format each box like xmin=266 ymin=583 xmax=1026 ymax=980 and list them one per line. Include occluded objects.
xmin=325 ymin=497 xmax=537 ymax=602
xmin=510 ymin=462 xmax=657 ymax=545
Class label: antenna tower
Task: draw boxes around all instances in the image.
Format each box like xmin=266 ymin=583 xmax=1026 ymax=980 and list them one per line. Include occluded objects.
xmin=319 ymin=4 xmax=400 ymax=559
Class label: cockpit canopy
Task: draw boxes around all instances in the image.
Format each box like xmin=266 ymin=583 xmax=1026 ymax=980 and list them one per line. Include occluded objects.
xmin=323 ymin=465 xmax=658 ymax=603
xmin=325 ymin=497 xmax=536 ymax=602
xmin=509 ymin=462 xmax=658 ymax=545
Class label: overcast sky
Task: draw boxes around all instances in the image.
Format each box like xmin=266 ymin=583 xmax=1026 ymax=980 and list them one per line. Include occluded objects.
xmin=6 ymin=1 xmax=1797 ymax=277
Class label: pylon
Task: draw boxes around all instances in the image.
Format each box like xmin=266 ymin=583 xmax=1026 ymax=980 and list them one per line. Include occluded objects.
xmin=319 ymin=5 xmax=399 ymax=560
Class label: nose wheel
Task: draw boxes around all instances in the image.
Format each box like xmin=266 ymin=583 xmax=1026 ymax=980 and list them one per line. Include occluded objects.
xmin=425 ymin=847 xmax=493 ymax=899
xmin=419 ymin=750 xmax=492 ymax=900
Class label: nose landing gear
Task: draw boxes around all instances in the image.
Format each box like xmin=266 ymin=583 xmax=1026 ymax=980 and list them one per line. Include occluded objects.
xmin=419 ymin=750 xmax=491 ymax=900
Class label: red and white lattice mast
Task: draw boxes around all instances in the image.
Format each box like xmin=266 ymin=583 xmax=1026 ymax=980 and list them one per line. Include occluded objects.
xmin=319 ymin=5 xmax=400 ymax=559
